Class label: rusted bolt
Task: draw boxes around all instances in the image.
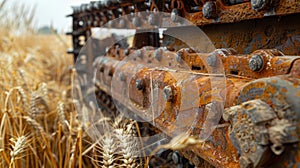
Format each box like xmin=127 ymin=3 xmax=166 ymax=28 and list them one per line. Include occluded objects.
xmin=105 ymin=47 xmax=110 ymax=55
xmin=172 ymin=151 xmax=180 ymax=164
xmin=87 ymin=3 xmax=93 ymax=11
xmin=132 ymin=17 xmax=142 ymax=27
xmin=176 ymin=50 xmax=184 ymax=63
xmin=103 ymin=0 xmax=112 ymax=7
xmin=90 ymin=2 xmax=97 ymax=10
xmin=249 ymin=54 xmax=264 ymax=71
xmin=202 ymin=1 xmax=217 ymax=19
xmin=136 ymin=79 xmax=145 ymax=91
xmin=108 ymin=68 xmax=114 ymax=77
xmin=99 ymin=66 xmax=104 ymax=73
xmin=154 ymin=48 xmax=163 ymax=61
xmin=206 ymin=53 xmax=217 ymax=67
xmin=119 ymin=19 xmax=126 ymax=28
xmin=124 ymin=49 xmax=130 ymax=56
xmin=163 ymin=86 xmax=174 ymax=101
xmin=251 ymin=0 xmax=271 ymax=11
xmin=137 ymin=49 xmax=143 ymax=59
xmin=119 ymin=72 xmax=126 ymax=81
xmin=93 ymin=20 xmax=99 ymax=27
xmin=171 ymin=8 xmax=181 ymax=22
xmin=148 ymin=13 xmax=160 ymax=26
xmin=80 ymin=4 xmax=88 ymax=12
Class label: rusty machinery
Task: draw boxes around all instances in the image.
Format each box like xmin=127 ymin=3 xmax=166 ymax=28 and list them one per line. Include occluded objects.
xmin=67 ymin=0 xmax=300 ymax=167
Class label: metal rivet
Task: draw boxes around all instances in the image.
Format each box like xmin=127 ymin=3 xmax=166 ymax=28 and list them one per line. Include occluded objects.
xmin=132 ymin=17 xmax=142 ymax=27
xmin=172 ymin=151 xmax=180 ymax=164
xmin=136 ymin=79 xmax=145 ymax=91
xmin=93 ymin=20 xmax=99 ymax=27
xmin=249 ymin=54 xmax=264 ymax=71
xmin=105 ymin=47 xmax=110 ymax=54
xmin=206 ymin=53 xmax=217 ymax=67
xmin=154 ymin=48 xmax=163 ymax=61
xmin=87 ymin=3 xmax=93 ymax=11
xmin=108 ymin=68 xmax=114 ymax=77
xmin=148 ymin=13 xmax=160 ymax=26
xmin=124 ymin=49 xmax=130 ymax=56
xmin=202 ymin=1 xmax=217 ymax=19
xmin=137 ymin=49 xmax=143 ymax=59
xmin=251 ymin=0 xmax=270 ymax=11
xmin=99 ymin=66 xmax=104 ymax=73
xmin=119 ymin=72 xmax=126 ymax=81
xmin=119 ymin=19 xmax=126 ymax=28
xmin=171 ymin=9 xmax=181 ymax=22
xmin=163 ymin=86 xmax=174 ymax=100
xmin=103 ymin=0 xmax=112 ymax=7
xmin=176 ymin=50 xmax=184 ymax=63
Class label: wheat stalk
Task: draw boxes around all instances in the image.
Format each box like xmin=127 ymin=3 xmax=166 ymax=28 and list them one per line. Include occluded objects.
xmin=9 ymin=135 xmax=29 ymax=168
xmin=94 ymin=132 xmax=118 ymax=168
xmin=113 ymin=118 xmax=140 ymax=168
xmin=57 ymin=101 xmax=66 ymax=124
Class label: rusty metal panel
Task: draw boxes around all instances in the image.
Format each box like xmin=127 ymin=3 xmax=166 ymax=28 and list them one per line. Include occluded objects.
xmin=92 ymin=47 xmax=300 ymax=167
xmin=68 ymin=1 xmax=300 ymax=167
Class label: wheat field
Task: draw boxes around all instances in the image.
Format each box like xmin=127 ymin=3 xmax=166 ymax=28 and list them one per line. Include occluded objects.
xmin=0 ymin=0 xmax=144 ymax=166
xmin=0 ymin=9 xmax=143 ymax=168
xmin=0 ymin=29 xmax=147 ymax=168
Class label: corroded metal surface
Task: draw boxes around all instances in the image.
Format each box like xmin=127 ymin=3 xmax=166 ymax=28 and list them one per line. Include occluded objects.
xmin=68 ymin=1 xmax=300 ymax=167
xmin=164 ymin=14 xmax=300 ymax=55
xmin=67 ymin=0 xmax=300 ymax=58
xmin=93 ymin=47 xmax=300 ymax=167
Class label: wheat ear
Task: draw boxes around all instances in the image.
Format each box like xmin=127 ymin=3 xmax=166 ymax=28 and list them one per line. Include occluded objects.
xmin=114 ymin=122 xmax=139 ymax=168
xmin=9 ymin=135 xmax=28 ymax=168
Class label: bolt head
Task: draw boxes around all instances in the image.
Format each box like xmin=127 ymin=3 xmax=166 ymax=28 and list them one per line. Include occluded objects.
xmin=119 ymin=72 xmax=126 ymax=81
xmin=132 ymin=17 xmax=142 ymax=27
xmin=93 ymin=20 xmax=99 ymax=27
xmin=136 ymin=79 xmax=145 ymax=91
xmin=148 ymin=13 xmax=160 ymax=26
xmin=154 ymin=48 xmax=163 ymax=61
xmin=137 ymin=49 xmax=143 ymax=59
xmin=249 ymin=54 xmax=264 ymax=71
xmin=124 ymin=49 xmax=130 ymax=56
xmin=172 ymin=151 xmax=180 ymax=164
xmin=206 ymin=53 xmax=217 ymax=67
xmin=171 ymin=9 xmax=180 ymax=22
xmin=103 ymin=0 xmax=112 ymax=7
xmin=251 ymin=0 xmax=268 ymax=11
xmin=202 ymin=1 xmax=217 ymax=19
xmin=96 ymin=1 xmax=103 ymax=9
xmin=119 ymin=19 xmax=126 ymax=28
xmin=163 ymin=86 xmax=173 ymax=100
xmin=176 ymin=50 xmax=184 ymax=63
xmin=105 ymin=47 xmax=110 ymax=54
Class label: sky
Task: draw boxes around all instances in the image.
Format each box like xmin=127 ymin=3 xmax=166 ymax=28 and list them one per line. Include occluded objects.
xmin=9 ymin=0 xmax=94 ymax=32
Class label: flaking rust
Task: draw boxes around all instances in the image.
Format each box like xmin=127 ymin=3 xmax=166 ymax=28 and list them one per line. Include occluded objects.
xmin=68 ymin=0 xmax=300 ymax=167
xmin=93 ymin=47 xmax=300 ymax=167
